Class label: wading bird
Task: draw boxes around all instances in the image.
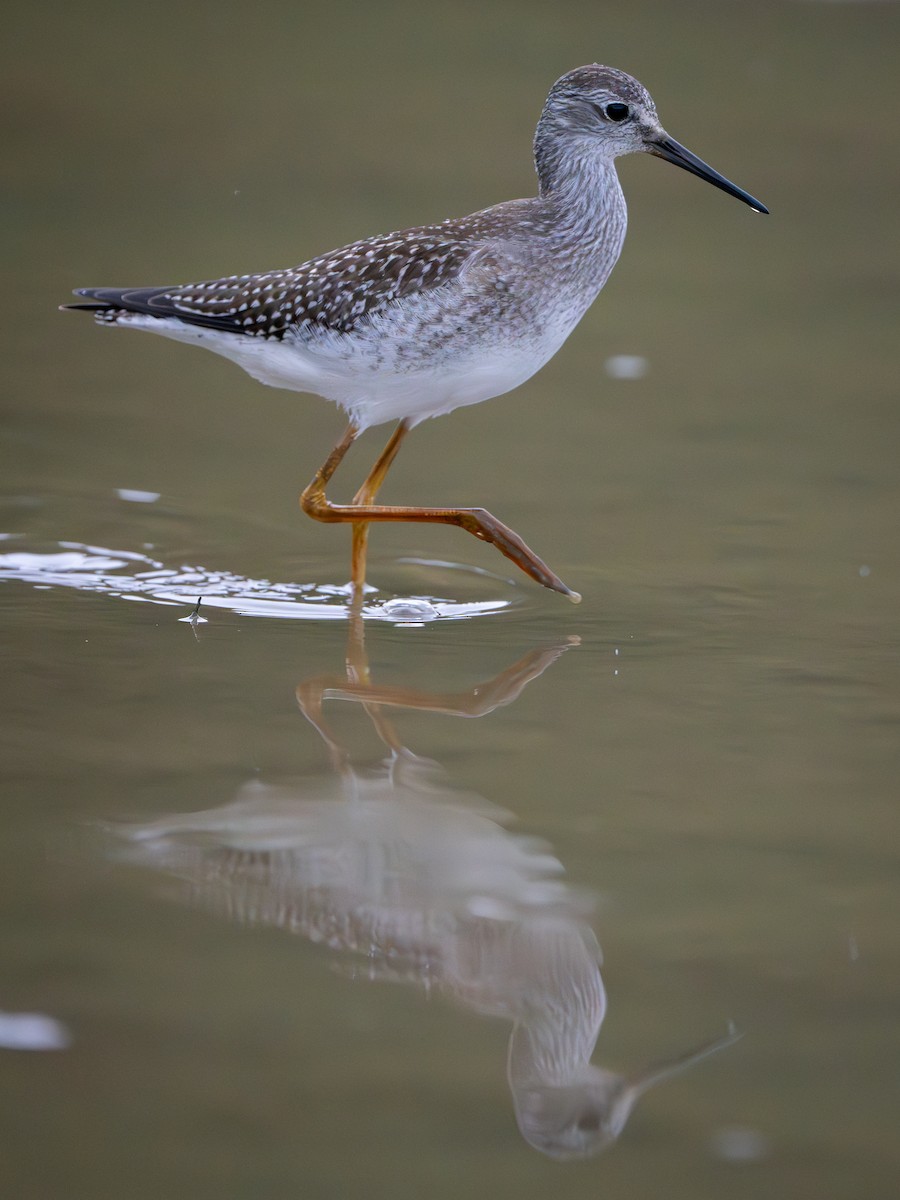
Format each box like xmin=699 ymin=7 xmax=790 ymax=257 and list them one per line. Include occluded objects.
xmin=65 ymin=65 xmax=767 ymax=601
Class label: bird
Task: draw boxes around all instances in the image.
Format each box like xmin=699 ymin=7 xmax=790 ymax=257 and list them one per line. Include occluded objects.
xmin=64 ymin=64 xmax=767 ymax=602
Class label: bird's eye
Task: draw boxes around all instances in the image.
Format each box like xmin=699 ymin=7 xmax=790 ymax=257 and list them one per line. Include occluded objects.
xmin=605 ymin=102 xmax=630 ymax=122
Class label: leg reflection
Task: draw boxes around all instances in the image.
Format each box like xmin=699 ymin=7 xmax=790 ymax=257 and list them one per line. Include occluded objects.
xmin=112 ymin=620 xmax=737 ymax=1158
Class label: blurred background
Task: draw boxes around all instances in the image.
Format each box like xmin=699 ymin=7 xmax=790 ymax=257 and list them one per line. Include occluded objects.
xmin=1 ymin=1 xmax=898 ymax=1197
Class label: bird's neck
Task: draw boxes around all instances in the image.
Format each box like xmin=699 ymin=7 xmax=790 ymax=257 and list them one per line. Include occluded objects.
xmin=533 ymin=140 xmax=628 ymax=284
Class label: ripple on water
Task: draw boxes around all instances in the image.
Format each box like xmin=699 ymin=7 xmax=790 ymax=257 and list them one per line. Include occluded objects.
xmin=0 ymin=539 xmax=523 ymax=625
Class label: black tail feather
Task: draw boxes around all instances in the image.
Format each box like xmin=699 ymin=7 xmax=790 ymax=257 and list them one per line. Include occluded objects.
xmin=63 ymin=286 xmax=180 ymax=316
xmin=60 ymin=285 xmax=247 ymax=333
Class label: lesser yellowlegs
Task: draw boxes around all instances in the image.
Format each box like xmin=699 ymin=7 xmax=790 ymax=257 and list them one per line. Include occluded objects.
xmin=64 ymin=65 xmax=767 ymax=601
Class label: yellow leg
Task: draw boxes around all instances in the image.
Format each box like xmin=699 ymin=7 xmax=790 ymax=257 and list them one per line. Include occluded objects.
xmin=349 ymin=421 xmax=410 ymax=591
xmin=300 ymin=421 xmax=580 ymax=600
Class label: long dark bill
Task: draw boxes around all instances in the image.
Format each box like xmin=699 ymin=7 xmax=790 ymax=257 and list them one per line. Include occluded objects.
xmin=648 ymin=135 xmax=768 ymax=214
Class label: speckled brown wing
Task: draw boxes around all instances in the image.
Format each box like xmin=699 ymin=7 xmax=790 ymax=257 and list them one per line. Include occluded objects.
xmin=67 ymin=218 xmax=491 ymax=341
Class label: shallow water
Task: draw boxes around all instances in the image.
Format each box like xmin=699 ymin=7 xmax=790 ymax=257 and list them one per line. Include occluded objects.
xmin=2 ymin=2 xmax=899 ymax=1198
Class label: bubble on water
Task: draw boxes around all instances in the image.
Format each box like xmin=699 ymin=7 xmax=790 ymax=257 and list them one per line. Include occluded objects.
xmin=859 ymin=565 xmax=871 ymax=577
xmin=115 ymin=489 xmax=160 ymax=504
xmin=0 ymin=1011 xmax=71 ymax=1051
xmin=709 ymin=1126 xmax=771 ymax=1163
xmin=604 ymin=354 xmax=649 ymax=380
xmin=380 ymin=597 xmax=440 ymax=624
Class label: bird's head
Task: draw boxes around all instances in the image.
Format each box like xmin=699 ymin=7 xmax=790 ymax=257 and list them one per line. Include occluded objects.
xmin=535 ymin=64 xmax=768 ymax=213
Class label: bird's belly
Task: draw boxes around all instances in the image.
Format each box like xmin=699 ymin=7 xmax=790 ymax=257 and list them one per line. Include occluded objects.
xmin=109 ymin=288 xmax=586 ymax=429
xmin=331 ymin=339 xmax=564 ymax=428
xmin=287 ymin=294 xmax=585 ymax=428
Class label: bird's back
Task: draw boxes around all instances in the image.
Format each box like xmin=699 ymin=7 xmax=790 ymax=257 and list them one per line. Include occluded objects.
xmin=67 ymin=195 xmax=615 ymax=427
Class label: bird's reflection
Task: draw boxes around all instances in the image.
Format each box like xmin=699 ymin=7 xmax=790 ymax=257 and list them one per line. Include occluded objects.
xmin=114 ymin=608 xmax=737 ymax=1158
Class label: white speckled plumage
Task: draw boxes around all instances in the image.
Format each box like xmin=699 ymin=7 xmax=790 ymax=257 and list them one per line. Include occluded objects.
xmin=113 ymin=175 xmax=626 ymax=430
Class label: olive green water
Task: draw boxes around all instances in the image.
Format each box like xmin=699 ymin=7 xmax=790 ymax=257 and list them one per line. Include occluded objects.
xmin=2 ymin=2 xmax=898 ymax=1197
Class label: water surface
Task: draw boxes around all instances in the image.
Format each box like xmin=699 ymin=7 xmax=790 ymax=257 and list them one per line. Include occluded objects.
xmin=2 ymin=3 xmax=898 ymax=1198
